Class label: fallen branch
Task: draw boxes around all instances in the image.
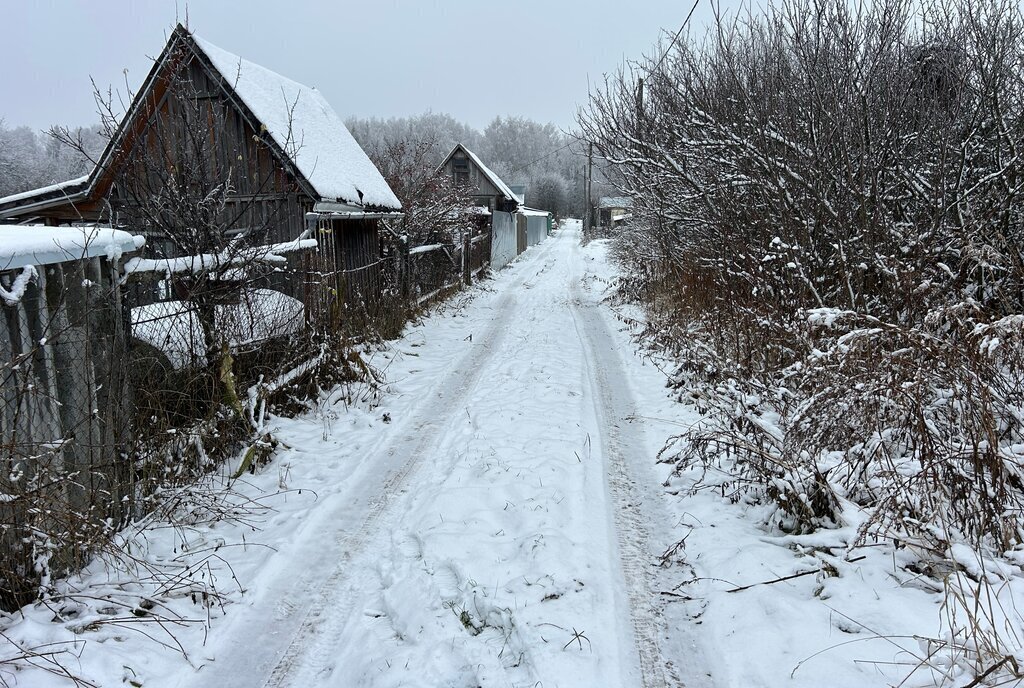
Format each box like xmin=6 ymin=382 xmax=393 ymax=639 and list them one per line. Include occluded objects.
xmin=726 ymin=556 xmax=866 ymax=593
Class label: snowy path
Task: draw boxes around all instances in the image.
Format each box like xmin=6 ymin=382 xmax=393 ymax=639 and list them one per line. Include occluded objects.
xmin=158 ymin=223 xmax=688 ymax=687
xmin=6 ymin=220 xmax=973 ymax=688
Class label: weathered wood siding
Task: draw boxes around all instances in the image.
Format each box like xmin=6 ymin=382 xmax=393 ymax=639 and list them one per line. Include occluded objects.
xmin=109 ymin=55 xmax=313 ymax=253
xmin=1 ymin=257 xmax=132 ymax=604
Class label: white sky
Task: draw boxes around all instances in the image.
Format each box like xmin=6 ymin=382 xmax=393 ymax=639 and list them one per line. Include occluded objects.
xmin=0 ymin=0 xmax=723 ymax=134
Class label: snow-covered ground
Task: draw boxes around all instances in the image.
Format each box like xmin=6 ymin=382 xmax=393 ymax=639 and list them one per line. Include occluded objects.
xmin=1 ymin=221 xmax=990 ymax=688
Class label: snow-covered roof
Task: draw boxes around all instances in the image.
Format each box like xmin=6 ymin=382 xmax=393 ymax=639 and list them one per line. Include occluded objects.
xmin=519 ymin=207 xmax=551 ymax=217
xmin=191 ymin=35 xmax=400 ymax=210
xmin=0 ymin=225 xmax=144 ymax=271
xmin=598 ymin=196 xmax=633 ymax=209
xmin=0 ymin=27 xmax=400 ymax=218
xmin=440 ymin=144 xmax=522 ymax=205
xmin=0 ymin=175 xmax=90 ymax=209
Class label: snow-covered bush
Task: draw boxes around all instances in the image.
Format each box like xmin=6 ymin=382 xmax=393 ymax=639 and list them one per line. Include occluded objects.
xmin=584 ymin=0 xmax=1024 ymax=681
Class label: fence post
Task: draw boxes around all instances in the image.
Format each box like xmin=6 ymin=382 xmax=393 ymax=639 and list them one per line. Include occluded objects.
xmin=463 ymin=232 xmax=471 ymax=286
xmin=400 ymin=235 xmax=410 ymax=304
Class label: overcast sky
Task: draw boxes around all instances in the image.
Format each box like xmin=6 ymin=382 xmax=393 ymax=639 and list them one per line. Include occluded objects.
xmin=1 ymin=0 xmax=720 ymax=134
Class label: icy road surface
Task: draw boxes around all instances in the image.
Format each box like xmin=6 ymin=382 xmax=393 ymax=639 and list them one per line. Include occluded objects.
xmin=168 ymin=222 xmax=696 ymax=687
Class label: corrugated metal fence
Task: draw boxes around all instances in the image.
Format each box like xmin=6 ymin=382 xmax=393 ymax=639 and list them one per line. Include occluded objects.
xmin=526 ymin=215 xmax=547 ymax=247
xmin=491 ymin=211 xmax=518 ymax=271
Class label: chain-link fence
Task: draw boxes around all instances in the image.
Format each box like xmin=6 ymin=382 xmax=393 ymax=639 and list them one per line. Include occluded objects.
xmin=0 ymin=215 xmax=496 ymax=611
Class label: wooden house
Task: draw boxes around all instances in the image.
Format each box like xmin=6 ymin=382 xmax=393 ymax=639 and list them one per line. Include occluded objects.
xmin=436 ymin=144 xmax=525 ymax=270
xmin=0 ymin=24 xmax=401 ymax=322
xmin=436 ymin=144 xmax=522 ymax=214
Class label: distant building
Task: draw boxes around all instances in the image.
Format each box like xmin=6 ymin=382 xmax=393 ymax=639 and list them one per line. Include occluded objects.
xmin=435 ymin=145 xmax=552 ymax=270
xmin=510 ymin=184 xmax=527 ymax=205
xmin=598 ymin=196 xmax=633 ymax=228
xmin=436 ymin=143 xmax=522 ymax=214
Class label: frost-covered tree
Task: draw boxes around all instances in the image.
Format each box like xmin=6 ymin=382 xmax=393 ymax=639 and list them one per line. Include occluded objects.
xmin=580 ymin=0 xmax=1024 ymax=591
xmin=44 ymin=123 xmax=106 ymax=181
xmin=0 ymin=124 xmax=45 ymax=196
xmin=0 ymin=121 xmax=104 ymax=197
xmin=346 ymin=112 xmax=482 ymax=173
xmin=371 ymin=135 xmax=475 ymax=246
xmin=530 ymin=173 xmax=567 ymax=215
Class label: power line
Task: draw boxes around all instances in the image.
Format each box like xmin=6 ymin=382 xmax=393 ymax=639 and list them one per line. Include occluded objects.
xmin=504 ymin=140 xmax=576 ymax=177
xmin=506 ymin=4 xmax=700 ymax=185
xmin=650 ymin=0 xmax=701 ymax=76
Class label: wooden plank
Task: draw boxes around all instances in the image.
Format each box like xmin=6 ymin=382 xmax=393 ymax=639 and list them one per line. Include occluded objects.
xmin=0 ymin=296 xmax=16 ymax=453
xmin=49 ymin=262 xmax=91 ymax=519
xmin=36 ymin=267 xmax=65 ymax=473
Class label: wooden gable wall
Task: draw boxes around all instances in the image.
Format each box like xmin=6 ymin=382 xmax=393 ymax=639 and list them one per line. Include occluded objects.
xmin=106 ymin=46 xmax=315 ymax=253
xmin=11 ymin=37 xmax=316 ymax=252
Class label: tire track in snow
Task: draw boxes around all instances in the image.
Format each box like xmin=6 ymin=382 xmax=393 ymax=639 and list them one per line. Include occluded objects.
xmin=567 ymin=237 xmax=678 ymax=688
xmin=258 ymin=239 xmax=565 ymax=688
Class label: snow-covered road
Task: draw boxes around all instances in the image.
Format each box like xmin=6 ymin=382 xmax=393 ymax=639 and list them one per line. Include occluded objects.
xmin=6 ymin=220 xmax=984 ymax=688
xmin=164 ymin=222 xmax=688 ymax=688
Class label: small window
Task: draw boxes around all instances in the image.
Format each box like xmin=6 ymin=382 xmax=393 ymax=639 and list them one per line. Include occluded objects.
xmin=453 ymin=156 xmax=470 ymax=185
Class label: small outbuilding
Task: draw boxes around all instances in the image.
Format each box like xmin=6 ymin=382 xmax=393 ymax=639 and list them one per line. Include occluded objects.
xmin=598 ymin=196 xmax=633 ymax=229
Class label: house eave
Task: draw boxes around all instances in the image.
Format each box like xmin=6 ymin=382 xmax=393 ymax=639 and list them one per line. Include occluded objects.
xmin=0 ymin=190 xmax=90 ymax=220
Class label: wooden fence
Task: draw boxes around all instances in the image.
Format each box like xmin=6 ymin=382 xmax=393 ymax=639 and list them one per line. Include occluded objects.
xmin=0 ymin=213 xmax=496 ymax=608
xmin=1 ymin=253 xmax=133 ymax=605
xmin=407 ymin=227 xmax=492 ymax=307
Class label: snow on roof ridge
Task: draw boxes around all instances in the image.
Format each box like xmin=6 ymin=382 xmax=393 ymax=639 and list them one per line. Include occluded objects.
xmin=0 ymin=175 xmax=90 ymax=207
xmin=189 ymin=32 xmax=401 ymax=210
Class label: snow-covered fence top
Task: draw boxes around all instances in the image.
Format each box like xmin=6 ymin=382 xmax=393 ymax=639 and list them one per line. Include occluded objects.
xmin=518 ymin=208 xmax=551 ymax=218
xmin=0 ymin=225 xmax=144 ymax=271
xmin=121 ymin=238 xmax=317 ymax=277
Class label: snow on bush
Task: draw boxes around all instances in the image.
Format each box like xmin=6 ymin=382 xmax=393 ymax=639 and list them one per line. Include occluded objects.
xmin=581 ymin=0 xmax=1024 ymax=683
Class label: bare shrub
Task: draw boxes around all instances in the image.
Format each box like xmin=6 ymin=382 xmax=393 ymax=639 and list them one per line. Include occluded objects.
xmin=583 ymin=0 xmax=1024 ymax=682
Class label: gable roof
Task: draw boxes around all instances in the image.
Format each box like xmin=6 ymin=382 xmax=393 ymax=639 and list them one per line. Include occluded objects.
xmin=190 ymin=34 xmax=399 ymax=210
xmin=0 ymin=25 xmax=399 ymax=218
xmin=438 ymin=144 xmax=522 ymax=206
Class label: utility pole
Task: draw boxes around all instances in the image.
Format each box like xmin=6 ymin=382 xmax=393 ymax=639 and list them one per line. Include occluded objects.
xmin=584 ymin=141 xmax=593 ymax=233
xmin=636 ymin=77 xmax=644 ymax=139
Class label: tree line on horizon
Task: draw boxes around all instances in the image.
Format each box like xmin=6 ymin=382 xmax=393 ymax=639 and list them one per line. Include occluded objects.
xmin=0 ymin=112 xmax=602 ymax=217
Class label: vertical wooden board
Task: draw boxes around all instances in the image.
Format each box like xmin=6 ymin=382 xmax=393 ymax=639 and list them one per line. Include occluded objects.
xmin=13 ymin=292 xmax=44 ymax=459
xmin=0 ymin=299 xmax=16 ymax=450
xmin=99 ymin=258 xmax=131 ymax=525
xmin=33 ymin=268 xmax=64 ymax=469
xmin=49 ymin=263 xmax=91 ymax=516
